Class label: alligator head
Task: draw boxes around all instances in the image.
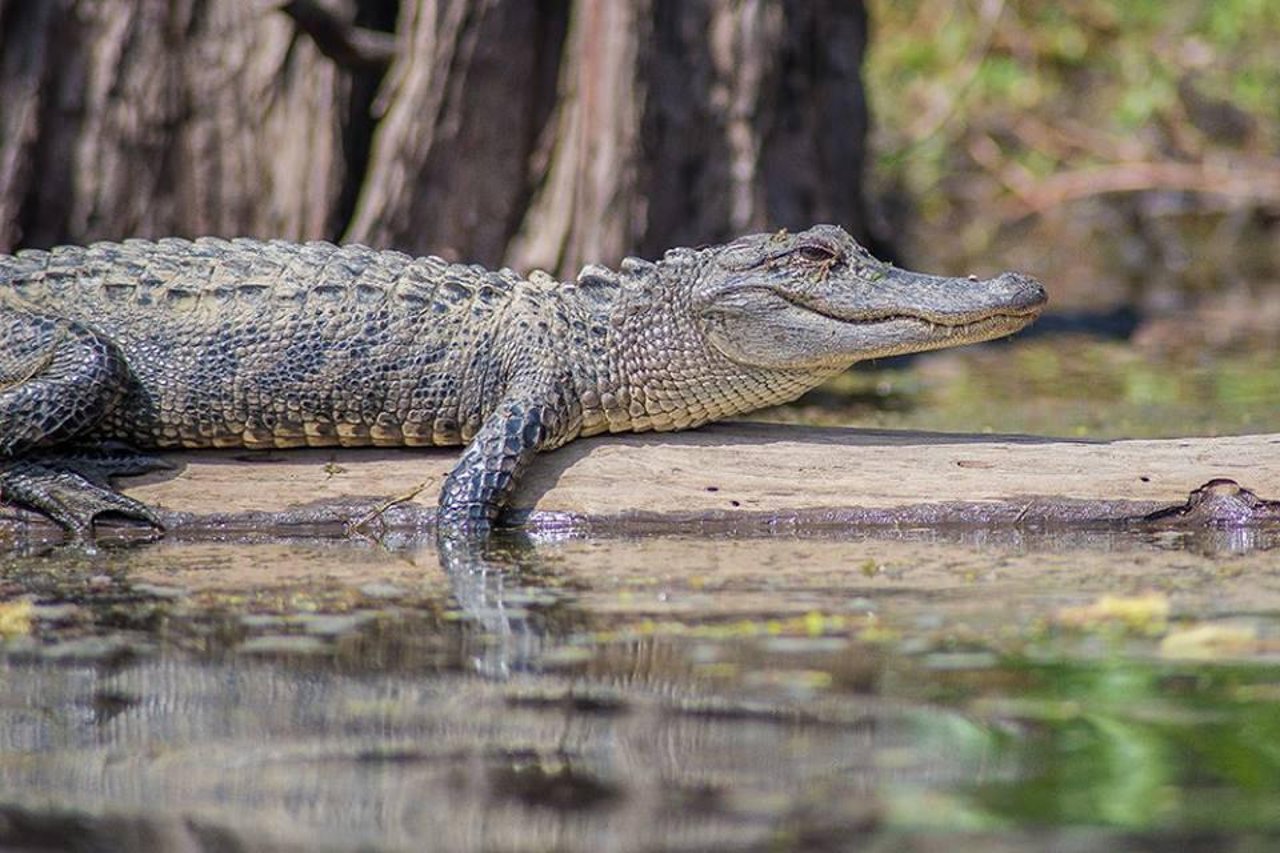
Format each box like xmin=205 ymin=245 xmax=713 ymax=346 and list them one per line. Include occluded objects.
xmin=688 ymin=224 xmax=1047 ymax=370
xmin=591 ymin=224 xmax=1029 ymax=373
xmin=574 ymin=223 xmax=1047 ymax=432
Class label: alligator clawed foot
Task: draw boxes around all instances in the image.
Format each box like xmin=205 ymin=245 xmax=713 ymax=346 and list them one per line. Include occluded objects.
xmin=1 ymin=460 xmax=165 ymax=540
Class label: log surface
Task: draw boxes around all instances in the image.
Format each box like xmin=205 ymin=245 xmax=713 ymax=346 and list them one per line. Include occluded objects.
xmin=111 ymin=423 xmax=1276 ymax=527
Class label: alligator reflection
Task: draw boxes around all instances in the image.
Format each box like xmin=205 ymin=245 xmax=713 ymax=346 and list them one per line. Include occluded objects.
xmin=1142 ymin=525 xmax=1280 ymax=557
xmin=435 ymin=529 xmax=580 ymax=678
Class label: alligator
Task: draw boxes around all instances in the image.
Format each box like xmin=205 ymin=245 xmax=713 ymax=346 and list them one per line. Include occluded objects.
xmin=0 ymin=225 xmax=1046 ymax=537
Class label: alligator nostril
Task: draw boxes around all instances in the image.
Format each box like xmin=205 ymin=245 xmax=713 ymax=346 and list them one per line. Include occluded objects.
xmin=1000 ymin=273 xmax=1049 ymax=311
xmin=1018 ymin=275 xmax=1049 ymax=308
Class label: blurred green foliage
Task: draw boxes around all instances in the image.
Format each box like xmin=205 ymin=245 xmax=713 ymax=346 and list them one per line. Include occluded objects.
xmin=868 ymin=0 xmax=1279 ymax=165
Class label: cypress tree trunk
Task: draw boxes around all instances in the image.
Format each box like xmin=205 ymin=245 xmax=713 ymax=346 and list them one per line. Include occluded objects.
xmin=0 ymin=0 xmax=877 ymax=276
xmin=0 ymin=0 xmax=349 ymax=250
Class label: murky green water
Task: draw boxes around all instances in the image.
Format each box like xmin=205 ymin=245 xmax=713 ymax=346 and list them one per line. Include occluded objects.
xmin=770 ymin=340 xmax=1280 ymax=440
xmin=1 ymin=337 xmax=1279 ymax=851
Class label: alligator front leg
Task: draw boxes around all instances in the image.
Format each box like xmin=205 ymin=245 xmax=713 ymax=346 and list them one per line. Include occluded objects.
xmin=437 ymin=395 xmax=566 ymax=534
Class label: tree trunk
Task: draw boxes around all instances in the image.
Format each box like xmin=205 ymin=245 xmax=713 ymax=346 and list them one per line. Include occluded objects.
xmin=343 ymin=0 xmax=565 ymax=265
xmin=0 ymin=0 xmax=349 ymax=250
xmin=0 ymin=0 xmax=877 ymax=276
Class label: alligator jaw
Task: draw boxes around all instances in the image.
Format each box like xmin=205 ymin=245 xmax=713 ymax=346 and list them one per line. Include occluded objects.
xmin=792 ymin=268 xmax=1047 ymax=325
xmin=844 ymin=307 xmax=1043 ymax=358
xmin=796 ymin=298 xmax=1044 ymax=333
xmin=776 ymin=268 xmax=1048 ymax=360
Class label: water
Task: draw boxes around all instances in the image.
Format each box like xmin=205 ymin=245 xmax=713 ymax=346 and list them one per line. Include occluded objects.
xmin=2 ymin=521 xmax=1280 ymax=851
xmin=767 ymin=340 xmax=1280 ymax=440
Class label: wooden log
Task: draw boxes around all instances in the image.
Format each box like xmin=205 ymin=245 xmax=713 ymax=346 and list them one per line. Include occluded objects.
xmin=48 ymin=423 xmax=1271 ymax=536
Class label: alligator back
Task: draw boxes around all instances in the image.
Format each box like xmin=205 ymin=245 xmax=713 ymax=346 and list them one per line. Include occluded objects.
xmin=0 ymin=238 xmax=532 ymax=450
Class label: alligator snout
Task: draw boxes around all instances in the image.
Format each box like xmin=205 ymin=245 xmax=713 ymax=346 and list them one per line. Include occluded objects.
xmin=990 ymin=272 xmax=1048 ymax=314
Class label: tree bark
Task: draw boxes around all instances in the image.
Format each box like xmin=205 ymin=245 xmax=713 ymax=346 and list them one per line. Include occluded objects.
xmin=343 ymin=0 xmax=564 ymax=265
xmin=0 ymin=0 xmax=877 ymax=276
xmin=0 ymin=0 xmax=349 ymax=249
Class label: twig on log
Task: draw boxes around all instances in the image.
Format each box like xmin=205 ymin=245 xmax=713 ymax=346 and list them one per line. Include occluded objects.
xmin=348 ymin=478 xmax=435 ymax=536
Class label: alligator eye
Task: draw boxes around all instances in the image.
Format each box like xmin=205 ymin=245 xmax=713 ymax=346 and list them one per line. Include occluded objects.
xmin=796 ymin=244 xmax=838 ymax=263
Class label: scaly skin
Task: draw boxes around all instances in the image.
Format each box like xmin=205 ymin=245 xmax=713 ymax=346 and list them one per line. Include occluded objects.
xmin=0 ymin=225 xmax=1046 ymax=535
